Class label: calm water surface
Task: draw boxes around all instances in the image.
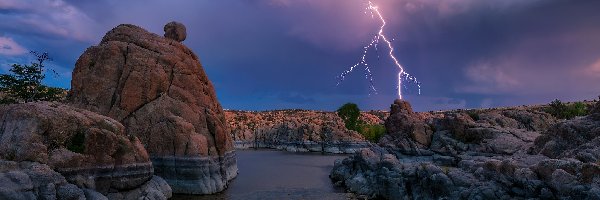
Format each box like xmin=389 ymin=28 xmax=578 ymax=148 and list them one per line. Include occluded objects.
xmin=172 ymin=149 xmax=355 ymax=200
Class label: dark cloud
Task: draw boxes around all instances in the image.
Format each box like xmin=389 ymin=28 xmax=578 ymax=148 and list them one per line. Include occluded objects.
xmin=277 ymin=93 xmax=317 ymax=104
xmin=1 ymin=0 xmax=599 ymax=111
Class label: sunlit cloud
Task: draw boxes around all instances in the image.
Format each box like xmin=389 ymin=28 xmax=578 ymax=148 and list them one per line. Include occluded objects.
xmin=0 ymin=0 xmax=97 ymax=42
xmin=0 ymin=36 xmax=27 ymax=56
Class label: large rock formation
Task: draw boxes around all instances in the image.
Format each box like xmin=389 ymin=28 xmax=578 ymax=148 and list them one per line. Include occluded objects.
xmin=331 ymin=99 xmax=600 ymax=199
xmin=226 ymin=110 xmax=376 ymax=153
xmin=0 ymin=102 xmax=171 ymax=199
xmin=68 ymin=23 xmax=237 ymax=194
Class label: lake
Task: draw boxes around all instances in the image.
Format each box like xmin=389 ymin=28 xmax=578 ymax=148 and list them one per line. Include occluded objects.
xmin=172 ymin=149 xmax=354 ymax=200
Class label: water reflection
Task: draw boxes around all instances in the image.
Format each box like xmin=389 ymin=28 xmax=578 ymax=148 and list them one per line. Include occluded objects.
xmin=172 ymin=149 xmax=354 ymax=200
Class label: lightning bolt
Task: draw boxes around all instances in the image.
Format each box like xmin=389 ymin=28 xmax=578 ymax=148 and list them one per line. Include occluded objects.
xmin=337 ymin=1 xmax=421 ymax=99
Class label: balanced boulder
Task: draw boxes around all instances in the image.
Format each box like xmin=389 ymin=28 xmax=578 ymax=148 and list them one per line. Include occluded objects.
xmin=69 ymin=23 xmax=237 ymax=194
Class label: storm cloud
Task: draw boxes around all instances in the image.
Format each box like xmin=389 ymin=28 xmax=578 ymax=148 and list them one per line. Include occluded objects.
xmin=1 ymin=0 xmax=599 ymax=111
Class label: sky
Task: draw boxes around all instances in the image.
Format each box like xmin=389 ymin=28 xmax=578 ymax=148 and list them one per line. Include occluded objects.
xmin=1 ymin=0 xmax=599 ymax=112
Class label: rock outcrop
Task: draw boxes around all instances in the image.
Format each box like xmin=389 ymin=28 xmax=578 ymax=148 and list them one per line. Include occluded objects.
xmin=331 ymin=99 xmax=600 ymax=199
xmin=531 ymin=100 xmax=600 ymax=163
xmin=0 ymin=102 xmax=171 ymax=199
xmin=380 ymin=99 xmax=433 ymax=153
xmin=226 ymin=110 xmax=373 ymax=153
xmin=68 ymin=23 xmax=236 ymax=194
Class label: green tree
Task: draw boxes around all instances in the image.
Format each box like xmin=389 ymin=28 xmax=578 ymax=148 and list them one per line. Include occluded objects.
xmin=337 ymin=103 xmax=360 ymax=131
xmin=0 ymin=51 xmax=66 ymax=104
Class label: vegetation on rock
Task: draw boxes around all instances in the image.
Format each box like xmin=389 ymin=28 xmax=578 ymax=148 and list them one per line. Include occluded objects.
xmin=337 ymin=103 xmax=386 ymax=143
xmin=67 ymin=131 xmax=86 ymax=154
xmin=545 ymin=99 xmax=588 ymax=119
xmin=358 ymin=123 xmax=386 ymax=143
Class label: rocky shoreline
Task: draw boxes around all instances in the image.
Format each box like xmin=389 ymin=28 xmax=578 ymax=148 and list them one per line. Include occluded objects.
xmin=330 ymin=99 xmax=600 ymax=199
xmin=226 ymin=110 xmax=386 ymax=154
xmin=234 ymin=140 xmax=372 ymax=154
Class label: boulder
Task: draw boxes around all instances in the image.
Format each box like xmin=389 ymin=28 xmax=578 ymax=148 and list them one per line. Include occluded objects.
xmin=68 ymin=23 xmax=237 ymax=194
xmin=381 ymin=99 xmax=433 ymax=152
xmin=0 ymin=160 xmax=85 ymax=200
xmin=532 ymin=114 xmax=600 ymax=163
xmin=0 ymin=102 xmax=153 ymax=194
xmin=163 ymin=21 xmax=186 ymax=42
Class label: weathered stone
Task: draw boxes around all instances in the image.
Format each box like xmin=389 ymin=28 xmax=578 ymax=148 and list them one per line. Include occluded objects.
xmin=382 ymin=99 xmax=433 ymax=151
xmin=226 ymin=110 xmax=370 ymax=153
xmin=69 ymin=23 xmax=237 ymax=194
xmin=163 ymin=21 xmax=186 ymax=42
xmin=331 ymin=99 xmax=600 ymax=199
xmin=532 ymin=114 xmax=600 ymax=162
xmin=0 ymin=102 xmax=153 ymax=194
xmin=56 ymin=184 xmax=85 ymax=200
xmin=0 ymin=161 xmax=78 ymax=200
xmin=106 ymin=176 xmax=171 ymax=200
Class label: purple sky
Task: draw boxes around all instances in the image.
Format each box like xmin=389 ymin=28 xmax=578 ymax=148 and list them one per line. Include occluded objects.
xmin=1 ymin=0 xmax=599 ymax=111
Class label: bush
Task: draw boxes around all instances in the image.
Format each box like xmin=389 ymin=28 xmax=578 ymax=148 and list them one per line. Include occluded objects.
xmin=358 ymin=124 xmax=386 ymax=143
xmin=0 ymin=51 xmax=66 ymax=104
xmin=67 ymin=131 xmax=86 ymax=153
xmin=466 ymin=110 xmax=480 ymax=121
xmin=545 ymin=99 xmax=588 ymax=119
xmin=337 ymin=103 xmax=361 ymax=131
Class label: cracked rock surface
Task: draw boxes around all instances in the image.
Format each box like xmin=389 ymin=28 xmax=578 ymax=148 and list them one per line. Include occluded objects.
xmin=0 ymin=102 xmax=171 ymax=199
xmin=331 ymin=99 xmax=600 ymax=199
xmin=69 ymin=23 xmax=237 ymax=194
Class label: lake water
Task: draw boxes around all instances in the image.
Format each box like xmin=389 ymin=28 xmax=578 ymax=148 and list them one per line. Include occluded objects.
xmin=172 ymin=149 xmax=355 ymax=200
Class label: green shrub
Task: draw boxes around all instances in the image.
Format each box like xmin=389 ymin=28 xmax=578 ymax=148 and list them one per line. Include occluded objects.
xmin=358 ymin=124 xmax=386 ymax=143
xmin=67 ymin=131 xmax=86 ymax=153
xmin=466 ymin=110 xmax=480 ymax=121
xmin=545 ymin=99 xmax=588 ymax=119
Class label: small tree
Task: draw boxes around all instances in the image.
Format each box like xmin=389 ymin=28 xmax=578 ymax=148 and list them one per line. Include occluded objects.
xmin=337 ymin=103 xmax=361 ymax=131
xmin=0 ymin=51 xmax=66 ymax=104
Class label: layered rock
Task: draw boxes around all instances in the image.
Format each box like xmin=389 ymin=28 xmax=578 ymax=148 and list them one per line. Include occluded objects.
xmin=331 ymin=99 xmax=600 ymax=199
xmin=226 ymin=110 xmax=373 ymax=153
xmin=0 ymin=161 xmax=86 ymax=200
xmin=0 ymin=102 xmax=171 ymax=199
xmin=68 ymin=23 xmax=236 ymax=194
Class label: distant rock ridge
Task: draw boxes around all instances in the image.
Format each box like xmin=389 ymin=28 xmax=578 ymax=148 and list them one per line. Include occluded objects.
xmin=225 ymin=110 xmax=387 ymax=153
xmin=331 ymin=99 xmax=600 ymax=199
xmin=68 ymin=22 xmax=237 ymax=194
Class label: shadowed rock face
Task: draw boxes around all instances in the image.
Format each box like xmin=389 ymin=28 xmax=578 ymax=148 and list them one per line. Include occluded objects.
xmin=0 ymin=102 xmax=170 ymax=199
xmin=331 ymin=99 xmax=600 ymax=199
xmin=531 ymin=102 xmax=600 ymax=163
xmin=68 ymin=23 xmax=237 ymax=194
